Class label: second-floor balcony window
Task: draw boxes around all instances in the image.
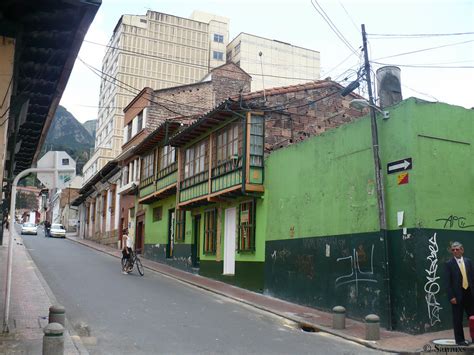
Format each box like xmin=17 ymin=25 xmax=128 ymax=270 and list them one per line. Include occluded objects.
xmin=141 ymin=153 xmax=154 ymax=181
xmin=217 ymin=123 xmax=240 ymax=165
xmin=159 ymin=145 xmax=175 ymax=170
xmin=184 ymin=140 xmax=207 ymax=179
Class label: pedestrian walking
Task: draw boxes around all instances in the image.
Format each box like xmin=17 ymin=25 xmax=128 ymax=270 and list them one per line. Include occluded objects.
xmin=44 ymin=220 xmax=51 ymax=238
xmin=445 ymin=241 xmax=474 ymax=346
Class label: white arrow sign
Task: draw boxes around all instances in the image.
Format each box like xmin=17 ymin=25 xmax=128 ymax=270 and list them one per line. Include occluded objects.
xmin=388 ymin=160 xmax=410 ymax=172
xmin=387 ymin=158 xmax=412 ymax=174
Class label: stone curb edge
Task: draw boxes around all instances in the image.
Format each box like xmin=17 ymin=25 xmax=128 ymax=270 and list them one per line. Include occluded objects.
xmin=66 ymin=236 xmax=404 ymax=354
xmin=20 ymin=235 xmax=90 ymax=355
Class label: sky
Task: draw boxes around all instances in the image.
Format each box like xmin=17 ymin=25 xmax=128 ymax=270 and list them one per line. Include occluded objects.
xmin=59 ymin=0 xmax=474 ymax=123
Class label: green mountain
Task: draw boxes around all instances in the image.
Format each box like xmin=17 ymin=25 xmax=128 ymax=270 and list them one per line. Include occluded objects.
xmin=40 ymin=105 xmax=94 ymax=174
xmin=82 ymin=119 xmax=97 ymax=141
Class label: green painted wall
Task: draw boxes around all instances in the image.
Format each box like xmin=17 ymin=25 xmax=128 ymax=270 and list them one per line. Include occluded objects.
xmin=264 ymin=112 xmax=379 ymax=241
xmin=144 ymin=195 xmax=176 ymax=245
xmin=263 ymin=98 xmax=474 ymax=333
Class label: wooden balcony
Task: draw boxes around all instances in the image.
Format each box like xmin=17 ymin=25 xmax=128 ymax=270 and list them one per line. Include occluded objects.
xmin=138 ymin=162 xmax=178 ymax=204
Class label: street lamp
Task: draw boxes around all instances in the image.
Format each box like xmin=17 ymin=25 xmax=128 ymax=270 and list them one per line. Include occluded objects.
xmin=350 ymin=99 xmax=390 ymax=120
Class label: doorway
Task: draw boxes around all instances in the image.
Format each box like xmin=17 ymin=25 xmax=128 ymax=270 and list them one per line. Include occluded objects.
xmin=135 ymin=214 xmax=144 ymax=253
xmin=192 ymin=214 xmax=201 ymax=267
xmin=223 ymin=207 xmax=236 ymax=275
xmin=167 ymin=209 xmax=175 ymax=258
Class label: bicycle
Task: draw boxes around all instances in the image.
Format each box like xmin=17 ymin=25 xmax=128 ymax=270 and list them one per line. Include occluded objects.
xmin=121 ymin=250 xmax=144 ymax=276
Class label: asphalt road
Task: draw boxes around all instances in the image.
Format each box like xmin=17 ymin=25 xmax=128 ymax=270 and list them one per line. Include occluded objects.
xmin=21 ymin=228 xmax=386 ymax=355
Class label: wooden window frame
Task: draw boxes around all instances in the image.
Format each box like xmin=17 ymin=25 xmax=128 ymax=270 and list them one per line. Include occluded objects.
xmin=212 ymin=122 xmax=242 ymax=177
xmin=182 ymin=140 xmax=208 ymax=187
xmin=238 ymin=200 xmax=256 ymax=252
xmin=140 ymin=152 xmax=154 ymax=181
xmin=203 ymin=209 xmax=217 ymax=254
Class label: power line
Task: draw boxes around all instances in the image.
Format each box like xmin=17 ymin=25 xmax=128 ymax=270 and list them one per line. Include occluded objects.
xmin=373 ymin=39 xmax=474 ymax=61
xmin=338 ymin=1 xmax=359 ymax=32
xmin=310 ymin=0 xmax=360 ymax=56
xmin=371 ymin=61 xmax=474 ymax=69
xmin=368 ymin=31 xmax=474 ymax=38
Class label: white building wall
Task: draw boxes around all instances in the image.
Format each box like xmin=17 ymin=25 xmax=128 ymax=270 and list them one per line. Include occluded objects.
xmin=82 ymin=10 xmax=229 ymax=183
xmin=227 ymin=33 xmax=321 ymax=91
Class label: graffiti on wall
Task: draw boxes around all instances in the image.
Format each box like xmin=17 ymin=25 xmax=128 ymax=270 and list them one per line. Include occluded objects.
xmin=424 ymin=232 xmax=442 ymax=326
xmin=436 ymin=215 xmax=474 ymax=229
xmin=335 ymin=244 xmax=377 ymax=294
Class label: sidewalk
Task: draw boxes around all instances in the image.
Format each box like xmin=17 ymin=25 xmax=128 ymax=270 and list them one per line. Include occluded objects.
xmin=66 ymin=234 xmax=474 ymax=354
xmin=0 ymin=230 xmax=87 ymax=354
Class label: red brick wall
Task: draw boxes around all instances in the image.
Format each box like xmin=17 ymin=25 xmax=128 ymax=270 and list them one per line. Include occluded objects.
xmin=244 ymin=85 xmax=367 ymax=153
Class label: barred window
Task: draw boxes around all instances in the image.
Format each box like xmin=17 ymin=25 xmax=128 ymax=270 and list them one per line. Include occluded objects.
xmin=238 ymin=200 xmax=255 ymax=252
xmin=159 ymin=145 xmax=175 ymax=170
xmin=204 ymin=209 xmax=217 ymax=254
xmin=175 ymin=209 xmax=186 ymax=242
xmin=141 ymin=152 xmax=154 ymax=180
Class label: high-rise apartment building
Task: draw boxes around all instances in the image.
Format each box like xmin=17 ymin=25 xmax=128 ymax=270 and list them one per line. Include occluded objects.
xmin=82 ymin=10 xmax=229 ymax=182
xmin=226 ymin=33 xmax=321 ymax=91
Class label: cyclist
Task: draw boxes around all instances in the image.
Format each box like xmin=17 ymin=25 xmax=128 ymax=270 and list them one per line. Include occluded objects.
xmin=121 ymin=229 xmax=133 ymax=274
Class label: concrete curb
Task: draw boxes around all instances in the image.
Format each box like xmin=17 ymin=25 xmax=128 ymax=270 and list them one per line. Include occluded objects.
xmin=66 ymin=235 xmax=404 ymax=353
xmin=22 ymin=236 xmax=90 ymax=355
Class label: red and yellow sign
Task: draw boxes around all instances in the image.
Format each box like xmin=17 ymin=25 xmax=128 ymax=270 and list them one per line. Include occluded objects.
xmin=397 ymin=172 xmax=409 ymax=185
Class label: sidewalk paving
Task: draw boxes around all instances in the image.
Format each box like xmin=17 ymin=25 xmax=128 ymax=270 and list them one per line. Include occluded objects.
xmin=66 ymin=233 xmax=474 ymax=354
xmin=0 ymin=230 xmax=87 ymax=354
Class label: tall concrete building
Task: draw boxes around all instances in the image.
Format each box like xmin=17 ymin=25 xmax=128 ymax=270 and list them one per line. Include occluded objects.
xmin=226 ymin=33 xmax=321 ymax=91
xmin=83 ymin=10 xmax=230 ymax=182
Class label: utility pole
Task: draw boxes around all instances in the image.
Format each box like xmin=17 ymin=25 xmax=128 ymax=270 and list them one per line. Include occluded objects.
xmin=361 ymin=24 xmax=392 ymax=329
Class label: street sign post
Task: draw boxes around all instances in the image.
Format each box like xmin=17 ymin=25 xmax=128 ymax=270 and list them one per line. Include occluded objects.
xmin=2 ymin=153 xmax=76 ymax=333
xmin=387 ymin=158 xmax=412 ymax=175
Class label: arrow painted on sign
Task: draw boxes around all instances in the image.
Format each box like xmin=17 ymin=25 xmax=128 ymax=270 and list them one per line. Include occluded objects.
xmin=388 ymin=160 xmax=410 ymax=172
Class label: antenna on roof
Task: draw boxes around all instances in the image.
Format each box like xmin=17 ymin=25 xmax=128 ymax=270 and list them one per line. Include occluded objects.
xmin=259 ymin=51 xmax=266 ymax=102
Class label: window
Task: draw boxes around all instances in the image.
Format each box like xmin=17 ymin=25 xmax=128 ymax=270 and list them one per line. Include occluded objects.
xmin=238 ymin=200 xmax=255 ymax=252
xmin=213 ymin=34 xmax=224 ymax=43
xmin=216 ymin=123 xmax=239 ymax=165
xmin=204 ymin=209 xmax=217 ymax=254
xmin=250 ymin=115 xmax=264 ymax=167
xmin=153 ymin=206 xmax=162 ymax=222
xmin=137 ymin=111 xmax=143 ymax=132
xmin=122 ymin=166 xmax=129 ymax=185
xmin=127 ymin=123 xmax=132 ymax=142
xmin=141 ymin=152 xmax=154 ymax=180
xmin=213 ymin=51 xmax=224 ymax=61
xmin=184 ymin=140 xmax=207 ymax=179
xmin=175 ymin=210 xmax=186 ymax=242
xmin=159 ymin=145 xmax=176 ymax=170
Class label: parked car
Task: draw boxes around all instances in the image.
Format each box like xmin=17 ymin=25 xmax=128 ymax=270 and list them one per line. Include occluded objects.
xmin=21 ymin=222 xmax=38 ymax=235
xmin=49 ymin=224 xmax=66 ymax=238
